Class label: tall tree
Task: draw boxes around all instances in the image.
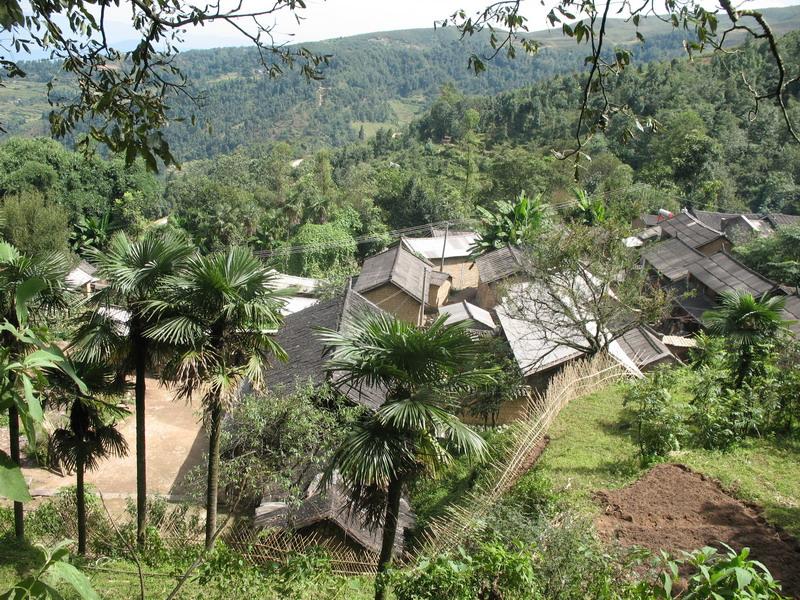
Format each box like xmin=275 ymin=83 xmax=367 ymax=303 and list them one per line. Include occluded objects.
xmin=0 ymin=242 xmax=71 ymax=540
xmin=145 ymin=247 xmax=287 ymax=548
xmin=70 ymin=230 xmax=193 ymax=548
xmin=319 ymin=314 xmax=493 ymax=600
xmin=703 ymin=291 xmax=789 ymax=388
xmin=48 ymin=364 xmax=128 ymax=555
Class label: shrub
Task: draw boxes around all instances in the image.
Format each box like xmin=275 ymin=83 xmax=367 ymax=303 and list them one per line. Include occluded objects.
xmin=392 ymin=542 xmax=538 ymax=600
xmin=653 ymin=545 xmax=787 ymax=599
xmin=691 ymin=367 xmax=765 ymax=450
xmin=623 ymin=369 xmax=689 ymax=461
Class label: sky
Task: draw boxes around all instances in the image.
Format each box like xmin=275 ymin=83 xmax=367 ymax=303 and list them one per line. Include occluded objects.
xmin=80 ymin=0 xmax=800 ymax=50
xmin=4 ymin=0 xmax=800 ymax=58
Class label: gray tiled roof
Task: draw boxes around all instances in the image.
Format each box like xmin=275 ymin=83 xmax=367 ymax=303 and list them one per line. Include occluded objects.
xmin=265 ymin=288 xmax=386 ymax=409
xmin=475 ymin=245 xmax=524 ymax=284
xmin=642 ymin=238 xmax=705 ymax=281
xmin=617 ymin=327 xmax=677 ymax=369
xmin=353 ymin=244 xmax=433 ymax=302
xmin=255 ymin=479 xmax=414 ymax=554
xmin=782 ymin=294 xmax=800 ymax=337
xmin=659 ymin=211 xmax=724 ymax=249
xmin=688 ymin=252 xmax=776 ymax=297
xmin=693 ymin=210 xmax=760 ymax=231
xmin=765 ymin=213 xmax=800 ymax=229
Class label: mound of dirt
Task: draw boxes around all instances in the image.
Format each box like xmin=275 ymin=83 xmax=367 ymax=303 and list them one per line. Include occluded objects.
xmin=595 ymin=463 xmax=800 ymax=598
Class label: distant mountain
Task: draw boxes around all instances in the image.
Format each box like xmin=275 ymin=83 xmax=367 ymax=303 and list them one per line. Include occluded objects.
xmin=3 ymin=6 xmax=800 ymax=161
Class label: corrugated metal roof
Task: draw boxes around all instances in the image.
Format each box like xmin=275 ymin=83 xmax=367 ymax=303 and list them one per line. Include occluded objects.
xmin=439 ymin=301 xmax=496 ymax=330
xmin=659 ymin=211 xmax=724 ymax=249
xmin=353 ymin=244 xmax=433 ymax=302
xmin=642 ymin=238 xmax=705 ymax=281
xmin=402 ymin=233 xmax=478 ymax=260
xmin=475 ymin=245 xmax=524 ymax=284
xmin=688 ymin=252 xmax=776 ymax=297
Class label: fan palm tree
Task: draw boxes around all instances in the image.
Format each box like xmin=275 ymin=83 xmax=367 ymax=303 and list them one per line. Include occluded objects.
xmin=48 ymin=363 xmax=128 ymax=555
xmin=703 ymin=290 xmax=789 ymax=388
xmin=144 ymin=247 xmax=287 ymax=548
xmin=0 ymin=241 xmax=72 ymax=540
xmin=318 ymin=313 xmax=495 ymax=600
xmin=69 ymin=230 xmax=193 ymax=548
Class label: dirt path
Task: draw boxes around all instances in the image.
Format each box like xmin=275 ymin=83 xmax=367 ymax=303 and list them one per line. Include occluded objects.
xmin=4 ymin=378 xmax=207 ymax=507
xmin=595 ymin=463 xmax=800 ymax=598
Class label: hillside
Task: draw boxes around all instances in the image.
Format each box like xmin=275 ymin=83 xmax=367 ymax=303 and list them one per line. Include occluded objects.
xmin=3 ymin=6 xmax=800 ymax=160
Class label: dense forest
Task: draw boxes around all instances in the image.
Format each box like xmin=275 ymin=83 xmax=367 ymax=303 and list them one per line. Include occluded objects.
xmin=2 ymin=7 xmax=800 ymax=160
xmin=1 ymin=20 xmax=800 ymax=281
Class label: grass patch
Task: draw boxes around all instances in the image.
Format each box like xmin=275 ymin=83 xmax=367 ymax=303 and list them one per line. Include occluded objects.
xmin=535 ymin=383 xmax=800 ymax=537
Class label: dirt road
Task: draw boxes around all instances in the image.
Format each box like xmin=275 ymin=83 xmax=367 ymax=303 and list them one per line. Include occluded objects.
xmin=6 ymin=378 xmax=207 ymax=503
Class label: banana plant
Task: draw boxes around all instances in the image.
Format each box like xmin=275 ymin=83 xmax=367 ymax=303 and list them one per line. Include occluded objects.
xmin=469 ymin=190 xmax=548 ymax=258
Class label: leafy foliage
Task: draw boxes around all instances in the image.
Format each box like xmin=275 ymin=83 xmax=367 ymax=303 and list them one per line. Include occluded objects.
xmin=469 ymin=191 xmax=548 ymax=257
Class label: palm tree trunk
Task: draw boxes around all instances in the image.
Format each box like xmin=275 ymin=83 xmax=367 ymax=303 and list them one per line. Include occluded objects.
xmin=76 ymin=455 xmax=86 ymax=556
xmin=204 ymin=401 xmax=223 ymax=549
xmin=375 ymin=477 xmax=403 ymax=600
xmin=133 ymin=334 xmax=148 ymax=550
xmin=9 ymin=405 xmax=23 ymax=541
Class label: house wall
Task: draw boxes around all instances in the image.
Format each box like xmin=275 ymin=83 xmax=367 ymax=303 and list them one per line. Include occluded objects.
xmin=440 ymin=258 xmax=480 ymax=290
xmin=363 ymin=284 xmax=422 ymax=325
xmin=475 ymin=281 xmax=500 ymax=310
xmin=427 ymin=279 xmax=451 ymax=308
xmin=697 ymin=237 xmax=729 ymax=256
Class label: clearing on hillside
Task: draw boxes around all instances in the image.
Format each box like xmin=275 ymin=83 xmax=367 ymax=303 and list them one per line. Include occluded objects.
xmin=595 ymin=463 xmax=800 ymax=598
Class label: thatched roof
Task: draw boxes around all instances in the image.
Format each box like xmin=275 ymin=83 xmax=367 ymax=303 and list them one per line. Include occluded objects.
xmin=475 ymin=246 xmax=524 ymax=284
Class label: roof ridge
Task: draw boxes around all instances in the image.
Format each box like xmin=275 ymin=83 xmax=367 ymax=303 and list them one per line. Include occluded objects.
xmin=682 ymin=208 xmax=723 ymax=235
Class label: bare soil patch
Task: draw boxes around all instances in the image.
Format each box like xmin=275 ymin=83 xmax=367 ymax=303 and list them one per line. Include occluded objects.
xmin=595 ymin=463 xmax=800 ymax=598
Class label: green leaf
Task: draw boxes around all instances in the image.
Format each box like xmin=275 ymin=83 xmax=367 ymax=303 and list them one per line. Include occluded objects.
xmin=14 ymin=277 xmax=47 ymax=326
xmin=0 ymin=449 xmax=32 ymax=502
xmin=734 ymin=566 xmax=753 ymax=589
xmin=48 ymin=561 xmax=100 ymax=600
xmin=22 ymin=375 xmax=43 ymax=421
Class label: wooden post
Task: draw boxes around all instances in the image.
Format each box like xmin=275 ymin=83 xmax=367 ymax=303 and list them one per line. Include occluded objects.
xmin=439 ymin=222 xmax=449 ymax=272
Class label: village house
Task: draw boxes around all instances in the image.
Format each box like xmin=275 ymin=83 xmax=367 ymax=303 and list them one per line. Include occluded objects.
xmin=671 ymin=251 xmax=784 ymax=328
xmin=263 ymin=287 xmax=387 ymax=409
xmin=255 ymin=473 xmax=414 ymax=557
xmin=268 ymin=270 xmax=320 ymax=315
xmin=474 ymin=245 xmax=525 ymax=309
xmin=66 ymin=260 xmax=103 ymax=296
xmin=494 ymin=281 xmax=643 ymax=399
xmin=352 ymin=243 xmax=451 ymax=325
xmin=438 ymin=300 xmax=496 ymax=334
xmin=656 ymin=210 xmax=730 ymax=255
xmin=642 ymin=237 xmax=705 ymax=284
xmin=616 ymin=326 xmax=680 ymax=372
xmin=401 ymin=232 xmax=480 ymax=289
